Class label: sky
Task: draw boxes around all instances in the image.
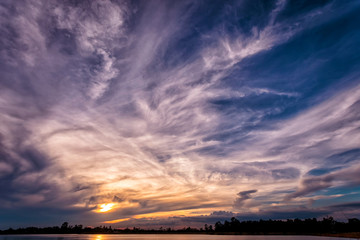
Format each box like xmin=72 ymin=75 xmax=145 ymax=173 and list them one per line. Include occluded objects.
xmin=1 ymin=0 xmax=360 ymax=229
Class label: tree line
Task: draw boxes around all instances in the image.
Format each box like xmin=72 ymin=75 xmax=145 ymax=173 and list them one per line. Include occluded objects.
xmin=213 ymin=217 xmax=360 ymax=234
xmin=0 ymin=222 xmax=202 ymax=234
xmin=0 ymin=216 xmax=359 ymax=235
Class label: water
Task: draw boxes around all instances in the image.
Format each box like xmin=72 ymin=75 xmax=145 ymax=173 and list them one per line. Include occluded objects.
xmin=0 ymin=235 xmax=356 ymax=240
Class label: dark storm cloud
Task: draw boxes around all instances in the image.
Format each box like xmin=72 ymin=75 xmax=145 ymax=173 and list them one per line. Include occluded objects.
xmin=328 ymin=202 xmax=360 ymax=210
xmin=0 ymin=206 xmax=95 ymax=229
xmin=0 ymin=129 xmax=55 ymax=204
xmin=239 ymin=209 xmax=331 ymax=221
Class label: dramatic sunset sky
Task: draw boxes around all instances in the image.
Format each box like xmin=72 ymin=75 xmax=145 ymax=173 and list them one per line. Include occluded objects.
xmin=1 ymin=0 xmax=360 ymax=229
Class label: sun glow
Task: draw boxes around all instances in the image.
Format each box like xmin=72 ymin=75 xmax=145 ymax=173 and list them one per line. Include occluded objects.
xmin=103 ymin=208 xmax=219 ymax=224
xmin=96 ymin=203 xmax=115 ymax=213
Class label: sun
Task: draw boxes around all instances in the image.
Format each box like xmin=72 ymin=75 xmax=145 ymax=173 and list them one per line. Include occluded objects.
xmin=96 ymin=203 xmax=115 ymax=213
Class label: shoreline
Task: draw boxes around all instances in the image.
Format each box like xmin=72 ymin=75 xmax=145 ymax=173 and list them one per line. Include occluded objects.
xmin=1 ymin=232 xmax=360 ymax=238
xmin=317 ymin=233 xmax=360 ymax=239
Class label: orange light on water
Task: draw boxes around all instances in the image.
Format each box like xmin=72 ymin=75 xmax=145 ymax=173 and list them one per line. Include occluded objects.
xmin=94 ymin=235 xmax=102 ymax=240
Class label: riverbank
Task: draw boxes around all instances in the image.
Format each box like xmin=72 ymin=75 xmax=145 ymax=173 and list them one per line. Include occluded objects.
xmin=318 ymin=232 xmax=360 ymax=239
xmin=1 ymin=231 xmax=360 ymax=237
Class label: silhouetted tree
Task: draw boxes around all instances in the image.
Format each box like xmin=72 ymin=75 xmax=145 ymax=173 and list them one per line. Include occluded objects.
xmin=61 ymin=222 xmax=68 ymax=230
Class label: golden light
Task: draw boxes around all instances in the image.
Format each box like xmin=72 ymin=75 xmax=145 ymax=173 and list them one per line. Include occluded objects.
xmin=103 ymin=207 xmax=222 ymax=224
xmin=96 ymin=203 xmax=115 ymax=213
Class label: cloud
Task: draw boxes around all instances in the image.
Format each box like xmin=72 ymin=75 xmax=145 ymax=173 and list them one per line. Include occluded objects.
xmin=271 ymin=168 xmax=300 ymax=180
xmin=325 ymin=148 xmax=360 ymax=165
xmin=234 ymin=190 xmax=257 ymax=209
xmin=286 ymin=165 xmax=360 ymax=200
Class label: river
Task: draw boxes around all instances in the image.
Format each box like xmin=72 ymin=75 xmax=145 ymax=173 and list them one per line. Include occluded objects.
xmin=0 ymin=235 xmax=357 ymax=240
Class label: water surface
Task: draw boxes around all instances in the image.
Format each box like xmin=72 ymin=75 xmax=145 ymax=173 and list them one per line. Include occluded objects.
xmin=0 ymin=235 xmax=356 ymax=240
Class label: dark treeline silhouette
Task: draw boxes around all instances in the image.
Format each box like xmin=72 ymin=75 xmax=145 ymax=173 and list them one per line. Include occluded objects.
xmin=0 ymin=222 xmax=202 ymax=234
xmin=1 ymin=217 xmax=359 ymax=235
xmin=214 ymin=217 xmax=360 ymax=234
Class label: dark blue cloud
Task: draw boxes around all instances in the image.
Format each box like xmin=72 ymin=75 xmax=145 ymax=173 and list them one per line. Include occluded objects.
xmin=0 ymin=207 xmax=94 ymax=229
xmin=307 ymin=167 xmax=342 ymax=176
xmin=236 ymin=209 xmax=331 ymax=221
xmin=325 ymin=148 xmax=360 ymax=165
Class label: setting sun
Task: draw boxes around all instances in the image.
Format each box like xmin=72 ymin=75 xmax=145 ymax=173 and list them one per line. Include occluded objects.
xmin=96 ymin=203 xmax=115 ymax=213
